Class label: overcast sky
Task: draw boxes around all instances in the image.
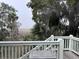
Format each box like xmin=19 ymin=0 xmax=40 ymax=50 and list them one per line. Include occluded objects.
xmin=0 ymin=0 xmax=35 ymax=29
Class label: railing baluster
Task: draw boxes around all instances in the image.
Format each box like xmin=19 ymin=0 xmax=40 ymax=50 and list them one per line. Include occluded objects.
xmin=73 ymin=40 xmax=74 ymax=50
xmin=41 ymin=45 xmax=44 ymax=50
xmin=25 ymin=46 xmax=27 ymax=53
xmin=22 ymin=45 xmax=24 ymax=56
xmin=12 ymin=46 xmax=14 ymax=59
xmin=18 ymin=46 xmax=21 ymax=58
xmin=74 ymin=41 xmax=76 ymax=51
xmin=1 ymin=46 xmax=3 ymax=59
xmin=8 ymin=46 xmax=10 ymax=59
xmin=31 ymin=45 xmax=33 ymax=49
xmin=5 ymin=46 xmax=7 ymax=59
xmin=76 ymin=41 xmax=77 ymax=51
xmin=78 ymin=42 xmax=79 ymax=51
xmin=15 ymin=46 xmax=17 ymax=59
xmin=44 ymin=45 xmax=47 ymax=50
xmin=74 ymin=40 xmax=75 ymax=50
xmin=75 ymin=41 xmax=76 ymax=51
xmin=77 ymin=41 xmax=78 ymax=51
xmin=29 ymin=45 xmax=30 ymax=51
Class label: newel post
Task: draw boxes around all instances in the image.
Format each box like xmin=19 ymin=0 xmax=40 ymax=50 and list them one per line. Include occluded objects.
xmin=59 ymin=38 xmax=64 ymax=59
xmin=69 ymin=35 xmax=73 ymax=51
xmin=50 ymin=35 xmax=54 ymax=41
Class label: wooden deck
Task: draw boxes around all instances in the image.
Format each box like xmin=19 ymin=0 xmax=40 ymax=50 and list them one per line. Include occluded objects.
xmin=64 ymin=51 xmax=79 ymax=59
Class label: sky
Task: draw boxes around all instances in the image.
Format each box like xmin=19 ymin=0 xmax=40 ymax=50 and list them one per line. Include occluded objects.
xmin=0 ymin=0 xmax=35 ymax=29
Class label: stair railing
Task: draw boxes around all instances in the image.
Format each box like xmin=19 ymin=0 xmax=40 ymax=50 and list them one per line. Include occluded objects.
xmin=69 ymin=36 xmax=79 ymax=55
xmin=54 ymin=35 xmax=79 ymax=56
xmin=18 ymin=35 xmax=55 ymax=59
xmin=18 ymin=35 xmax=64 ymax=59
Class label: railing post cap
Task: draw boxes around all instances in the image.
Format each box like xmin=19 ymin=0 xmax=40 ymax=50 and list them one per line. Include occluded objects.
xmin=51 ymin=35 xmax=54 ymax=37
xmin=69 ymin=34 xmax=73 ymax=37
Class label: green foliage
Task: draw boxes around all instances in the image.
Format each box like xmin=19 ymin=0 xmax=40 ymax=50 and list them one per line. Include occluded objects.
xmin=0 ymin=2 xmax=19 ymax=40
xmin=27 ymin=0 xmax=79 ymax=40
xmin=27 ymin=0 xmax=64 ymax=40
xmin=0 ymin=28 xmax=9 ymax=40
xmin=67 ymin=0 xmax=76 ymax=6
xmin=23 ymin=35 xmax=38 ymax=41
xmin=27 ymin=0 xmax=57 ymax=23
xmin=32 ymin=24 xmax=46 ymax=40
xmin=67 ymin=0 xmax=79 ymax=6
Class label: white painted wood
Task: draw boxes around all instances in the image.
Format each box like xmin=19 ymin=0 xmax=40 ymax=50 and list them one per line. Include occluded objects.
xmin=8 ymin=46 xmax=10 ymax=59
xmin=69 ymin=39 xmax=72 ymax=50
xmin=1 ymin=46 xmax=3 ymax=59
xmin=18 ymin=46 xmax=21 ymax=58
xmin=59 ymin=39 xmax=64 ymax=59
xmin=25 ymin=46 xmax=27 ymax=54
xmin=18 ymin=43 xmax=60 ymax=59
xmin=29 ymin=45 xmax=31 ymax=51
xmin=2 ymin=35 xmax=79 ymax=59
xmin=22 ymin=46 xmax=24 ymax=56
xmin=5 ymin=46 xmax=7 ymax=59
xmin=0 ymin=41 xmax=59 ymax=46
xmin=15 ymin=46 xmax=17 ymax=59
xmin=69 ymin=35 xmax=73 ymax=51
xmin=12 ymin=46 xmax=14 ymax=59
xmin=29 ymin=50 xmax=56 ymax=58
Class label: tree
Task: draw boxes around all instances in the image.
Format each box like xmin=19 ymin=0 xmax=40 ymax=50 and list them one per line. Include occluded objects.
xmin=27 ymin=0 xmax=79 ymax=40
xmin=0 ymin=2 xmax=19 ymax=40
xmin=62 ymin=0 xmax=79 ymax=36
xmin=27 ymin=0 xmax=61 ymax=39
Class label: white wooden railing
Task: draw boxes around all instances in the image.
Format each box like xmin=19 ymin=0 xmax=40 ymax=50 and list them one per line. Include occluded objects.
xmin=54 ymin=36 xmax=70 ymax=50
xmin=0 ymin=35 xmax=79 ymax=59
xmin=19 ymin=35 xmax=55 ymax=59
xmin=0 ymin=35 xmax=64 ymax=59
xmin=69 ymin=36 xmax=79 ymax=55
xmin=0 ymin=40 xmax=64 ymax=59
xmin=54 ymin=35 xmax=79 ymax=55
